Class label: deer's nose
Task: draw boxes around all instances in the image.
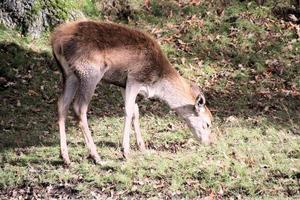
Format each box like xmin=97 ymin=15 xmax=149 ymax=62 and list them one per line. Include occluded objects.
xmin=203 ymin=122 xmax=210 ymax=129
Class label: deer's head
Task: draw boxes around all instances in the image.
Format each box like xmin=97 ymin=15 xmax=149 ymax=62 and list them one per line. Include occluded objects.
xmin=187 ymin=93 xmax=213 ymax=144
xmin=176 ymin=87 xmax=213 ymax=144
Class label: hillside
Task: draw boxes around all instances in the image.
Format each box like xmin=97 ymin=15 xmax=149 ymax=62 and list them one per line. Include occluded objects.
xmin=0 ymin=0 xmax=299 ymax=199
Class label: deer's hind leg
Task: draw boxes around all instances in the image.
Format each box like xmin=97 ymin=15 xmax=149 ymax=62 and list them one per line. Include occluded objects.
xmin=58 ymin=74 xmax=79 ymax=165
xmin=73 ymin=66 xmax=106 ymax=164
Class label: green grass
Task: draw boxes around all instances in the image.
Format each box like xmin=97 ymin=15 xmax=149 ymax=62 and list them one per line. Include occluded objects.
xmin=0 ymin=0 xmax=299 ymax=199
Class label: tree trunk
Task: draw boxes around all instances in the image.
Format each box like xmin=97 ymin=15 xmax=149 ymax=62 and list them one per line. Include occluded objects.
xmin=0 ymin=0 xmax=83 ymax=38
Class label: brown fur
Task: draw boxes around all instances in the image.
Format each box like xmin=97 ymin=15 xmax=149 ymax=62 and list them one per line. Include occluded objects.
xmin=51 ymin=20 xmax=179 ymax=88
xmin=168 ymin=76 xmax=197 ymax=102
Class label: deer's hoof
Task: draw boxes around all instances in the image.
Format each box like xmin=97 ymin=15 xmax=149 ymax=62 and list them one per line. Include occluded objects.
xmin=63 ymin=159 xmax=71 ymax=167
xmin=94 ymin=157 xmax=107 ymax=166
xmin=60 ymin=154 xmax=71 ymax=167
xmin=138 ymin=142 xmax=146 ymax=152
xmin=122 ymin=151 xmax=129 ymax=160
xmin=88 ymin=154 xmax=104 ymax=165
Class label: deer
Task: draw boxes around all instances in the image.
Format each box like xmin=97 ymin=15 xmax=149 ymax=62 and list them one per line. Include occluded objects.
xmin=51 ymin=20 xmax=213 ymax=165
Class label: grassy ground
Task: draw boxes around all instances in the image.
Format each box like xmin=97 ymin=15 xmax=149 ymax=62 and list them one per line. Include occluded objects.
xmin=0 ymin=0 xmax=299 ymax=199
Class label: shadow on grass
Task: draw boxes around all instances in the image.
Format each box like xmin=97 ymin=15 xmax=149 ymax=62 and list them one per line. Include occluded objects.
xmin=207 ymin=89 xmax=300 ymax=129
xmin=4 ymin=157 xmax=64 ymax=167
xmin=0 ymin=40 xmax=299 ymax=154
xmin=0 ymin=42 xmax=59 ymax=151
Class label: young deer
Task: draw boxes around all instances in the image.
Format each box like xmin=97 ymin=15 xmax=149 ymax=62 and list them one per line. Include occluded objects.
xmin=51 ymin=20 xmax=212 ymax=165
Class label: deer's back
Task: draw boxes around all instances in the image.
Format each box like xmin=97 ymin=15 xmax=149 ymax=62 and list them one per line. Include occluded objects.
xmin=51 ymin=20 xmax=176 ymax=87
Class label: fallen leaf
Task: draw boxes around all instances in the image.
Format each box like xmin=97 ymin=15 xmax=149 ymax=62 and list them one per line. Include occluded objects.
xmin=28 ymin=89 xmax=39 ymax=96
xmin=190 ymin=0 xmax=201 ymax=6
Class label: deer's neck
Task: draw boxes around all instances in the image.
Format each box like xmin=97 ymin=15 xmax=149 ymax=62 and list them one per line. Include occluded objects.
xmin=153 ymin=76 xmax=195 ymax=114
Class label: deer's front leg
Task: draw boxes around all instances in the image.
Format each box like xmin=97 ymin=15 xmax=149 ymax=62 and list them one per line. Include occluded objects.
xmin=122 ymin=81 xmax=141 ymax=159
xmin=133 ymin=104 xmax=146 ymax=151
xmin=121 ymin=89 xmax=145 ymax=152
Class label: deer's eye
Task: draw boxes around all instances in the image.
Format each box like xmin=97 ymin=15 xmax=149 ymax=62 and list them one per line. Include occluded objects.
xmin=206 ymin=123 xmax=210 ymax=128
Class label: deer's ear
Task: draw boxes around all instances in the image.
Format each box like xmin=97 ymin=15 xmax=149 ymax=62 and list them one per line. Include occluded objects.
xmin=195 ymin=94 xmax=205 ymax=113
xmin=190 ymin=82 xmax=201 ymax=95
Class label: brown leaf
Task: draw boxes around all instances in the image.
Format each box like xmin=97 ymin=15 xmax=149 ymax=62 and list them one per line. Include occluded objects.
xmin=153 ymin=182 xmax=165 ymax=189
xmin=144 ymin=0 xmax=150 ymax=8
xmin=31 ymin=108 xmax=41 ymax=112
xmin=0 ymin=76 xmax=7 ymax=84
xmin=17 ymin=100 xmax=21 ymax=107
xmin=28 ymin=89 xmax=39 ymax=96
xmin=181 ymin=57 xmax=186 ymax=65
xmin=190 ymin=0 xmax=201 ymax=6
